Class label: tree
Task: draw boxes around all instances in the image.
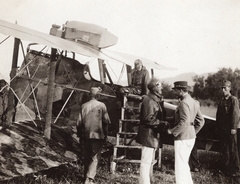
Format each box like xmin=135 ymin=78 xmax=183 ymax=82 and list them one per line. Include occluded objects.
xmin=161 ymin=82 xmax=175 ymax=99
xmin=160 ymin=67 xmax=240 ymax=104
xmin=233 ymin=68 xmax=240 ymax=99
xmin=192 ymin=75 xmax=205 ymax=99
xmin=193 ymin=67 xmax=240 ymax=103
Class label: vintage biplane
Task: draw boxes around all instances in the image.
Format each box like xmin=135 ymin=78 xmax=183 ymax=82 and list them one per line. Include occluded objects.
xmin=0 ymin=19 xmax=218 ymax=180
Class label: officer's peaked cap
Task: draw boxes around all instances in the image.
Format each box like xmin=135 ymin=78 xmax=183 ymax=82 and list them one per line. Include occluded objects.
xmin=172 ymin=81 xmax=189 ymax=90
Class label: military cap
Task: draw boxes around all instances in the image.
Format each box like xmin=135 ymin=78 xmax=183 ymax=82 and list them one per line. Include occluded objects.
xmin=172 ymin=81 xmax=189 ymax=90
xmin=221 ymin=80 xmax=231 ymax=88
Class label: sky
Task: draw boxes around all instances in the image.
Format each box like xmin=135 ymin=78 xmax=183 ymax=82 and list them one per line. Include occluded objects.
xmin=0 ymin=0 xmax=240 ymax=83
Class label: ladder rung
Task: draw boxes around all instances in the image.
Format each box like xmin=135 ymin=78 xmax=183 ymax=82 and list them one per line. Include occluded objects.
xmin=122 ymin=107 xmax=140 ymax=110
xmin=115 ymin=159 xmax=141 ymax=163
xmin=117 ymin=132 xmax=137 ymax=135
xmin=126 ymin=94 xmax=143 ymax=100
xmin=120 ymin=119 xmax=140 ymax=122
xmin=114 ymin=145 xmax=142 ymax=149
xmin=114 ymin=159 xmax=158 ymax=165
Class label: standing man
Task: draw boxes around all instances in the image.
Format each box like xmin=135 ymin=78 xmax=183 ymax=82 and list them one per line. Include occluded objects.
xmin=136 ymin=78 xmax=169 ymax=184
xmin=216 ymin=80 xmax=240 ymax=176
xmin=76 ymin=87 xmax=111 ymax=184
xmin=120 ymin=59 xmax=150 ymax=95
xmin=131 ymin=59 xmax=149 ymax=95
xmin=0 ymin=79 xmax=8 ymax=126
xmin=188 ymin=86 xmax=201 ymax=172
xmin=167 ymin=81 xmax=204 ymax=184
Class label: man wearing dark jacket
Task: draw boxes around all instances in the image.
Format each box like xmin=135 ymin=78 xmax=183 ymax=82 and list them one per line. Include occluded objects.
xmin=216 ymin=80 xmax=240 ymax=176
xmin=131 ymin=59 xmax=149 ymax=95
xmin=120 ymin=59 xmax=150 ymax=95
xmin=136 ymin=78 xmax=169 ymax=184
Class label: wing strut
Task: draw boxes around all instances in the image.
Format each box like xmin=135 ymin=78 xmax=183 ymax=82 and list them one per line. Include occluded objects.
xmin=103 ymin=63 xmax=113 ymax=84
xmin=44 ymin=48 xmax=58 ymax=140
xmin=151 ymin=69 xmax=154 ymax=78
xmin=5 ymin=37 xmax=20 ymax=128
xmin=98 ymin=59 xmax=106 ymax=84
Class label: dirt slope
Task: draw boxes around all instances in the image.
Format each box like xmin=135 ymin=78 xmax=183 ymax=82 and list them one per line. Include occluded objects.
xmin=0 ymin=119 xmax=80 ymax=181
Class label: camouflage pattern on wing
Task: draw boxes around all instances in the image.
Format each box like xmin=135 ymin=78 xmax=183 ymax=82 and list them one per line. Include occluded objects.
xmin=0 ymin=120 xmax=80 ymax=181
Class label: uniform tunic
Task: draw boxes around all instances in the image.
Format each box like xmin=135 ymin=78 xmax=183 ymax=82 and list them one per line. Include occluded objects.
xmin=77 ymin=99 xmax=111 ymax=140
xmin=76 ymin=99 xmax=111 ymax=181
xmin=171 ymin=94 xmax=204 ymax=140
xmin=216 ymin=95 xmax=239 ymax=135
xmin=131 ymin=66 xmax=149 ymax=95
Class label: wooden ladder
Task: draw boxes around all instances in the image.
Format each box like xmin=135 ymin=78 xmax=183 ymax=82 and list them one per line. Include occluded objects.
xmin=110 ymin=95 xmax=161 ymax=174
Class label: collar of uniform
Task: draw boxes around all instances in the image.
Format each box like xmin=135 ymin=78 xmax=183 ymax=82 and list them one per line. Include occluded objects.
xmin=148 ymin=92 xmax=161 ymax=103
xmin=222 ymin=94 xmax=232 ymax=100
xmin=180 ymin=93 xmax=190 ymax=101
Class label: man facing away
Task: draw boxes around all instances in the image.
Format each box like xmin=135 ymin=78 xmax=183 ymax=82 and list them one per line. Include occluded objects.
xmin=136 ymin=78 xmax=169 ymax=184
xmin=76 ymin=87 xmax=111 ymax=184
xmin=216 ymin=80 xmax=240 ymax=176
xmin=167 ymin=81 xmax=205 ymax=184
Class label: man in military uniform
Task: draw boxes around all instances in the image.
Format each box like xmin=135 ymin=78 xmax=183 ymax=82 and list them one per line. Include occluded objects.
xmin=216 ymin=80 xmax=240 ymax=177
xmin=0 ymin=79 xmax=8 ymax=126
xmin=120 ymin=59 xmax=150 ymax=95
xmin=76 ymin=87 xmax=111 ymax=184
xmin=187 ymin=86 xmax=201 ymax=172
xmin=167 ymin=81 xmax=204 ymax=184
xmin=136 ymin=78 xmax=169 ymax=184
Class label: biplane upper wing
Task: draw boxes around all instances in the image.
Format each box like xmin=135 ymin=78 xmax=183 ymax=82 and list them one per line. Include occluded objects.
xmin=0 ymin=19 xmax=174 ymax=71
xmin=101 ymin=49 xmax=176 ymax=71
xmin=0 ymin=19 xmax=101 ymax=58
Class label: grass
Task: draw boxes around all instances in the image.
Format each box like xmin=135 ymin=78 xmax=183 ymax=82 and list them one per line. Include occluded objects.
xmin=1 ymin=104 xmax=232 ymax=184
xmin=2 ymin=144 xmax=239 ymax=184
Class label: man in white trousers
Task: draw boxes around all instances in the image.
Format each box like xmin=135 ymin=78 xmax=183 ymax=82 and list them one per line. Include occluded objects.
xmin=136 ymin=78 xmax=169 ymax=184
xmin=167 ymin=81 xmax=205 ymax=184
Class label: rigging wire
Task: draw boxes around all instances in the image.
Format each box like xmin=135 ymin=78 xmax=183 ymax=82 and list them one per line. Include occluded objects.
xmin=20 ymin=41 xmax=42 ymax=120
xmin=8 ymin=45 xmax=48 ymax=83
xmin=9 ymin=86 xmax=37 ymax=126
xmin=0 ymin=36 xmax=10 ymax=45
xmin=117 ymin=64 xmax=125 ymax=84
xmin=106 ymin=60 xmax=118 ymax=80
